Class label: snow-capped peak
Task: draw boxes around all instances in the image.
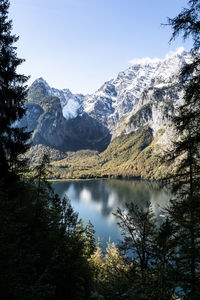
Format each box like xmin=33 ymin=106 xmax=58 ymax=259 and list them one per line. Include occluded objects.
xmin=82 ymin=48 xmax=191 ymax=131
xmin=30 ymin=78 xmax=84 ymax=121
xmin=29 ymin=49 xmax=191 ymax=129
xmin=33 ymin=77 xmax=51 ymax=89
xmin=129 ymin=47 xmax=186 ymax=66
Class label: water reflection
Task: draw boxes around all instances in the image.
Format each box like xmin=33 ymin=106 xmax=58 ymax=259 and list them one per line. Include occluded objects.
xmin=52 ymin=179 xmax=171 ymax=247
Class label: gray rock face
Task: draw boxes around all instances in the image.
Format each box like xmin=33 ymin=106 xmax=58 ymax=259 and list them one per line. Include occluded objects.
xmin=19 ymin=103 xmax=43 ymax=132
xmin=24 ymin=79 xmax=111 ymax=152
xmin=22 ymin=49 xmax=190 ymax=152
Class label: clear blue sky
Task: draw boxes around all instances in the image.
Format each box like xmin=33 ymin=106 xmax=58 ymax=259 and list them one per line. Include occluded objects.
xmin=9 ymin=0 xmax=192 ymax=94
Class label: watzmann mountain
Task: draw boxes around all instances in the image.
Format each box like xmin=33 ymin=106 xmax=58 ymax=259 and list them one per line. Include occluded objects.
xmin=23 ymin=49 xmax=191 ymax=178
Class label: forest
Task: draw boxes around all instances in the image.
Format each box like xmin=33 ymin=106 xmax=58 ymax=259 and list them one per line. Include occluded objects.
xmin=0 ymin=0 xmax=200 ymax=299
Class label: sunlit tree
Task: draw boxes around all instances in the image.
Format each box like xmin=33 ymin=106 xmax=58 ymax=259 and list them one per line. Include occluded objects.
xmin=85 ymin=220 xmax=96 ymax=258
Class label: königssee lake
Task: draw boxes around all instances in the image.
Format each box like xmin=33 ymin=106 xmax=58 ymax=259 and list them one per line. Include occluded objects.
xmin=52 ymin=179 xmax=171 ymax=248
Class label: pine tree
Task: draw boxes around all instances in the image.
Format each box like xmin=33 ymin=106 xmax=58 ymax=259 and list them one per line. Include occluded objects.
xmin=74 ymin=218 xmax=87 ymax=266
xmin=0 ymin=0 xmax=30 ymax=175
xmin=114 ymin=203 xmax=157 ymax=299
xmin=166 ymin=195 xmax=200 ymax=299
xmin=114 ymin=203 xmax=156 ymax=276
xmin=85 ymin=220 xmax=96 ymax=258
xmin=103 ymin=240 xmax=129 ymax=299
xmin=0 ymin=3 xmax=94 ymax=299
xmin=167 ymin=0 xmax=200 ymax=52
xmin=88 ymin=240 xmax=104 ymax=298
xmin=31 ymin=153 xmax=52 ymax=201
xmin=163 ymin=1 xmax=200 ymax=298
xmin=165 ymin=0 xmax=200 ymax=194
xmin=152 ymin=218 xmax=175 ymax=300
xmin=75 ymin=218 xmax=85 ymax=243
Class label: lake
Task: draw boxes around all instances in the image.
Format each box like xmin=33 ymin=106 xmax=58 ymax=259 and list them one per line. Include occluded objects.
xmin=52 ymin=179 xmax=171 ymax=248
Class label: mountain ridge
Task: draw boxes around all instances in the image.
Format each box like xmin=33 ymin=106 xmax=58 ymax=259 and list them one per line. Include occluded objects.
xmin=22 ymin=49 xmax=191 ymax=178
xmin=27 ymin=48 xmax=189 ymax=134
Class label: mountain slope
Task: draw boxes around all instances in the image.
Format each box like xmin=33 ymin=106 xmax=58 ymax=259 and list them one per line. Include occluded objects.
xmin=48 ymin=126 xmax=164 ymax=179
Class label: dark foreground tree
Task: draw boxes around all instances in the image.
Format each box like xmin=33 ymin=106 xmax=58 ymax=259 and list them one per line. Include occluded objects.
xmin=0 ymin=0 xmax=30 ymax=175
xmin=165 ymin=0 xmax=200 ymax=196
xmin=0 ymin=155 xmax=93 ymax=300
xmin=168 ymin=0 xmax=200 ymax=51
xmin=114 ymin=203 xmax=174 ymax=300
xmin=163 ymin=1 xmax=200 ymax=299
xmin=0 ymin=2 xmax=93 ymax=299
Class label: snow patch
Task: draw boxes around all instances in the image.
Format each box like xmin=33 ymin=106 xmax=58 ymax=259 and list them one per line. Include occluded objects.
xmin=154 ymin=83 xmax=167 ymax=88
xmin=62 ymin=98 xmax=81 ymax=120
xmin=129 ymin=57 xmax=162 ymax=65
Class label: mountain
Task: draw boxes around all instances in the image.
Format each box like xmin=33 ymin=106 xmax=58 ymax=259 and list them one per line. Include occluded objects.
xmin=23 ymin=49 xmax=191 ymax=178
xmin=22 ymin=78 xmax=111 ymax=152
xmin=83 ymin=49 xmax=190 ymax=135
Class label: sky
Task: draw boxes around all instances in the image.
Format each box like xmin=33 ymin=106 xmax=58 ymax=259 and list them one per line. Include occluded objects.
xmin=9 ymin=0 xmax=192 ymax=94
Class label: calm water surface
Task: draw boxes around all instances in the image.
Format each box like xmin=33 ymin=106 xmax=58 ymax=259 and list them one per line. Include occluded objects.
xmin=52 ymin=179 xmax=170 ymax=248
